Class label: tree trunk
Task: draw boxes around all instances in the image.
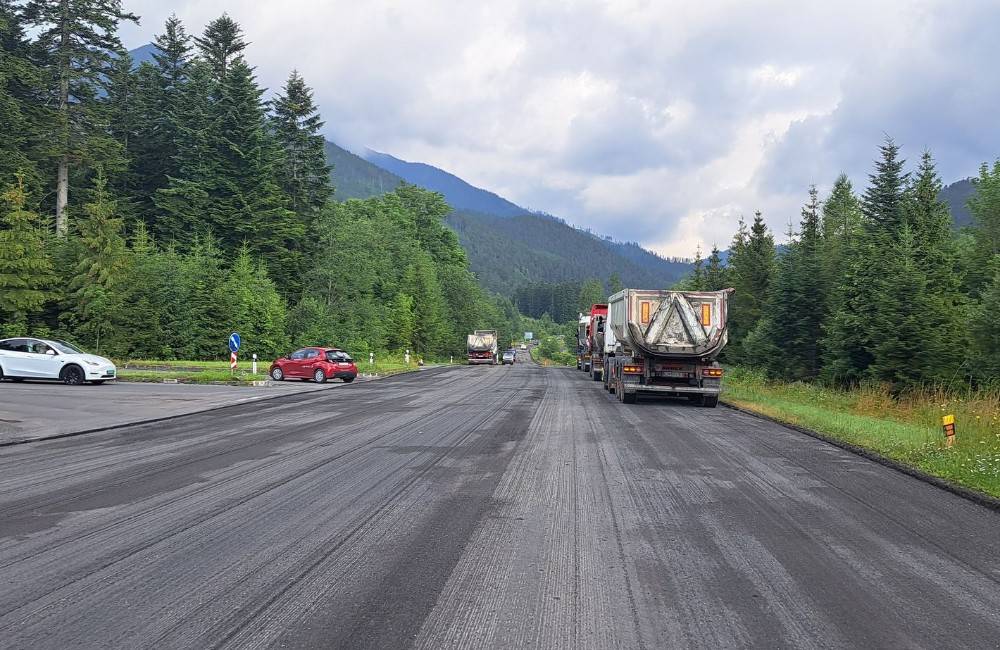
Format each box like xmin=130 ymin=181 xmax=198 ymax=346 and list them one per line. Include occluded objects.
xmin=55 ymin=0 xmax=70 ymax=238
xmin=56 ymin=155 xmax=68 ymax=237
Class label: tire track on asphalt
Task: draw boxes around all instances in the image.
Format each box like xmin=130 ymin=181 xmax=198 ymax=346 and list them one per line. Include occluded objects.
xmin=0 ymin=369 xmax=514 ymax=630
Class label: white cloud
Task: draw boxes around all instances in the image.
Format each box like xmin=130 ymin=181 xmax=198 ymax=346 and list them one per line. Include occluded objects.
xmin=120 ymin=0 xmax=1000 ymax=256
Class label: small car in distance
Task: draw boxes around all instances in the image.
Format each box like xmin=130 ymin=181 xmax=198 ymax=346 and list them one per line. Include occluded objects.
xmin=0 ymin=337 xmax=117 ymax=385
xmin=502 ymin=350 xmax=516 ymax=365
xmin=519 ymin=343 xmax=527 ymax=350
xmin=269 ymin=347 xmax=358 ymax=383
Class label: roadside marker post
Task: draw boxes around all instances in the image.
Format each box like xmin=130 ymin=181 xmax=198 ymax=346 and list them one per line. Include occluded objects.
xmin=942 ymin=414 xmax=956 ymax=447
xmin=252 ymin=353 xmax=257 ymax=375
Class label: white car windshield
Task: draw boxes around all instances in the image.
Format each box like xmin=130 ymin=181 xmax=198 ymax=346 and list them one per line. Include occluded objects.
xmin=49 ymin=340 xmax=84 ymax=354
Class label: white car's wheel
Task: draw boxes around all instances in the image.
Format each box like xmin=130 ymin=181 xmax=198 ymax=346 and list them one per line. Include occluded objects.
xmin=61 ymin=365 xmax=85 ymax=385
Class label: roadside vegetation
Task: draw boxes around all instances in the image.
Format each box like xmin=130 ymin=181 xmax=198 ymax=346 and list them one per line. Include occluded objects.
xmin=531 ymin=336 xmax=576 ymax=367
xmin=116 ymin=352 xmax=432 ymax=384
xmin=724 ymin=368 xmax=1000 ymax=498
xmin=0 ymin=10 xmax=519 ymax=363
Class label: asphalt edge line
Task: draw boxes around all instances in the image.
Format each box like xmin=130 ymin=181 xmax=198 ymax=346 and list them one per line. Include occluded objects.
xmin=0 ymin=365 xmax=455 ymax=449
xmin=721 ymin=401 xmax=1000 ymax=513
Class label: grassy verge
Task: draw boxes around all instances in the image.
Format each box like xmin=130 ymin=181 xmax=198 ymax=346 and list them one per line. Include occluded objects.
xmin=723 ymin=367 xmax=1000 ymax=499
xmin=117 ymin=353 xmax=437 ymax=385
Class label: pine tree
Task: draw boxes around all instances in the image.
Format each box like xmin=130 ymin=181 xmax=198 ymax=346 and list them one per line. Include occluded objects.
xmin=727 ymin=211 xmax=775 ymax=363
xmin=152 ymin=59 xmax=215 ymax=242
xmin=861 ymin=136 xmax=909 ymax=239
xmin=902 ymin=151 xmax=966 ymax=382
xmin=222 ymin=244 xmax=289 ymax=359
xmin=0 ymin=175 xmax=54 ymax=333
xmin=704 ymin=246 xmax=727 ymax=291
xmin=0 ymin=1 xmax=44 ymax=195
xmin=608 ymin=272 xmax=623 ymax=295
xmin=64 ymin=171 xmax=128 ymax=351
xmin=969 ymin=257 xmax=1000 ymax=380
xmin=194 ymin=14 xmax=246 ymax=82
xmin=690 ymin=245 xmax=705 ymax=289
xmin=967 ymin=160 xmax=1000 ymax=295
xmin=24 ymin=0 xmax=138 ymax=236
xmin=387 ymin=292 xmax=415 ymax=351
xmin=271 ymin=70 xmax=331 ymax=224
xmin=129 ymin=15 xmax=193 ymax=218
xmin=820 ymin=174 xmax=862 ymax=318
xmin=578 ymin=278 xmax=605 ymax=311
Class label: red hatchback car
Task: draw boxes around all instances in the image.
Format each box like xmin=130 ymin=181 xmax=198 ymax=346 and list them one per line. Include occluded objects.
xmin=269 ymin=347 xmax=358 ymax=384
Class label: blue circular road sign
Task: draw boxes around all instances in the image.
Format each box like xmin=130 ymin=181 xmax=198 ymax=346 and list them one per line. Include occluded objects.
xmin=228 ymin=332 xmax=241 ymax=353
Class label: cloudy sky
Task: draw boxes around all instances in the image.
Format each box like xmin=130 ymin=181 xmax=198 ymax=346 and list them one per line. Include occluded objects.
xmin=121 ymin=0 xmax=1000 ymax=257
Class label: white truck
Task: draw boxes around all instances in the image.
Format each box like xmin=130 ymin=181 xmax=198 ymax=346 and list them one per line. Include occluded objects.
xmin=467 ymin=330 xmax=498 ymax=365
xmin=603 ymin=288 xmax=733 ymax=406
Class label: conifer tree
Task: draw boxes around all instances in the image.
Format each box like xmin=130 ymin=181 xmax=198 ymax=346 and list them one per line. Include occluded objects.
xmin=194 ymin=14 xmax=246 ymax=82
xmin=0 ymin=175 xmax=53 ymax=333
xmin=64 ymin=171 xmax=128 ymax=350
xmin=704 ymin=246 xmax=727 ymax=291
xmin=130 ymin=15 xmax=192 ymax=217
xmin=608 ymin=272 xmax=623 ymax=295
xmin=271 ymin=70 xmax=331 ymax=223
xmin=0 ymin=1 xmax=44 ymax=194
xmin=222 ymin=244 xmax=289 ymax=358
xmin=820 ymin=174 xmax=862 ymax=317
xmin=690 ymin=245 xmax=705 ymax=289
xmin=726 ymin=211 xmax=774 ymax=363
xmin=969 ymin=258 xmax=1000 ymax=380
xmin=861 ymin=136 xmax=909 ymax=239
xmin=24 ymin=0 xmax=138 ymax=236
xmin=967 ymin=160 xmax=1000 ymax=294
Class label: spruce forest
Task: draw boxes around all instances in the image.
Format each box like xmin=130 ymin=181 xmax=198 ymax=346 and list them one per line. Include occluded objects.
xmin=0 ymin=5 xmax=520 ymax=360
xmin=681 ymin=140 xmax=1000 ymax=390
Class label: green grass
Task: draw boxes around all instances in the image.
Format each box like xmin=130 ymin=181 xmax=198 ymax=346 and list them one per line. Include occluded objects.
xmin=724 ymin=367 xmax=1000 ymax=499
xmin=116 ymin=352 xmax=435 ymax=385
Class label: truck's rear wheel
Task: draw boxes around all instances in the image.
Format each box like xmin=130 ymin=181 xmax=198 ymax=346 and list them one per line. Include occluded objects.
xmin=702 ymin=395 xmax=719 ymax=408
xmin=592 ymin=368 xmax=602 ymax=381
xmin=622 ymin=388 xmax=637 ymax=404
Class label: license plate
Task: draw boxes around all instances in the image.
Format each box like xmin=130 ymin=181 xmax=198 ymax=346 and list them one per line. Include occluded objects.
xmin=659 ymin=370 xmax=687 ymax=378
xmin=106 ymin=370 xmax=116 ymax=377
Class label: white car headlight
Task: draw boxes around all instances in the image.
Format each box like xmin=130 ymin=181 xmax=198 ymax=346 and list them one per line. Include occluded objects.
xmin=85 ymin=360 xmax=102 ymax=367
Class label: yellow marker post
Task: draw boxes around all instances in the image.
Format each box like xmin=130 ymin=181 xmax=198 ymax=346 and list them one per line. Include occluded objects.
xmin=942 ymin=414 xmax=956 ymax=448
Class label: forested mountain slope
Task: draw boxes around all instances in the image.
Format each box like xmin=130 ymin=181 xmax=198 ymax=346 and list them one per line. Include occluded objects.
xmin=324 ymin=141 xmax=403 ymax=200
xmin=364 ymin=150 xmax=530 ymax=216
xmin=446 ymin=210 xmax=691 ymax=295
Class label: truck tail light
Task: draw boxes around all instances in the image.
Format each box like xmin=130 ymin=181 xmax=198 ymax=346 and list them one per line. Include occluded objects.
xmin=640 ymin=301 xmax=650 ymax=324
xmin=703 ymin=367 xmax=723 ymax=377
xmin=701 ymin=303 xmax=711 ymax=326
xmin=623 ymin=365 xmax=643 ymax=374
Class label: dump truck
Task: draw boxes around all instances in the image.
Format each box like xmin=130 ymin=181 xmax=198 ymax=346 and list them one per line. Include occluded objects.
xmin=586 ymin=304 xmax=608 ymax=381
xmin=576 ymin=314 xmax=591 ymax=371
xmin=467 ymin=330 xmax=498 ymax=365
xmin=603 ymin=288 xmax=733 ymax=406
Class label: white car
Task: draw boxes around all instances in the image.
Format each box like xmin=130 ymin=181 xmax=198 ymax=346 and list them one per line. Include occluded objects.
xmin=0 ymin=337 xmax=117 ymax=385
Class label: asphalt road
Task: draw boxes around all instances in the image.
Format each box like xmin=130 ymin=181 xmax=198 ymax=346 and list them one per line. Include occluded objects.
xmin=1 ymin=356 xmax=998 ymax=649
xmin=0 ymin=375 xmax=379 ymax=444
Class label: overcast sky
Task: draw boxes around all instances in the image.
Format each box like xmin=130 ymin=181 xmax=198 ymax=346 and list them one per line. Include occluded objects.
xmin=120 ymin=1 xmax=1000 ymax=257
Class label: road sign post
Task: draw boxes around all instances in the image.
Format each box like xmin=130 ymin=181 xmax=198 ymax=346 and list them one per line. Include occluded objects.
xmin=228 ymin=333 xmax=241 ymax=375
xmin=252 ymin=353 xmax=257 ymax=375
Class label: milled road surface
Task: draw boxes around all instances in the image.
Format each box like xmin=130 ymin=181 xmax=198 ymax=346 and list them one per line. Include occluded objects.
xmin=1 ymin=358 xmax=998 ymax=649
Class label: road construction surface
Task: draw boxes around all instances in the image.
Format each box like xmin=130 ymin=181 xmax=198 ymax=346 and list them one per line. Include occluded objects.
xmin=1 ymin=356 xmax=998 ymax=649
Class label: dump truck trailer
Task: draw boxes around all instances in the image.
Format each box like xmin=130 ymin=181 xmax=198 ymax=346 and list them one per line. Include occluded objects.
xmin=587 ymin=304 xmax=608 ymax=381
xmin=603 ymin=289 xmax=733 ymax=406
xmin=467 ymin=330 xmax=498 ymax=365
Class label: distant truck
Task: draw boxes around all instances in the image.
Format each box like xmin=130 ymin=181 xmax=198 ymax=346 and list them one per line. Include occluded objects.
xmin=586 ymin=304 xmax=608 ymax=381
xmin=467 ymin=330 xmax=498 ymax=365
xmin=576 ymin=314 xmax=591 ymax=371
xmin=603 ymin=289 xmax=733 ymax=406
